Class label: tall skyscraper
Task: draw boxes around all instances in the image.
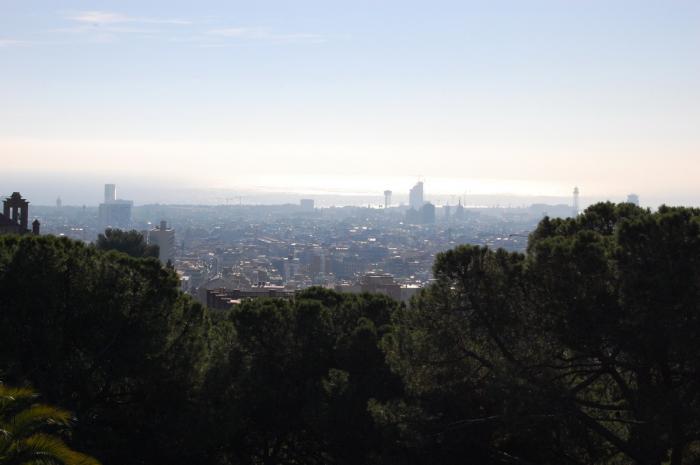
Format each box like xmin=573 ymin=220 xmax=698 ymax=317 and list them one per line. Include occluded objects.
xmin=99 ymin=184 xmax=133 ymax=230
xmin=573 ymin=187 xmax=580 ymax=217
xmin=383 ymin=190 xmax=392 ymax=208
xmin=409 ymin=181 xmax=424 ymax=210
xmin=104 ymin=184 xmax=117 ymax=203
xmin=627 ymin=193 xmax=640 ymax=206
xmin=149 ymin=220 xmax=175 ymax=264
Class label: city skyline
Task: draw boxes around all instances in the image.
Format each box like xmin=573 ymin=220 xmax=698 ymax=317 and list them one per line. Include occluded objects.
xmin=2 ymin=0 xmax=699 ymax=202
xmin=0 ymin=174 xmax=657 ymax=209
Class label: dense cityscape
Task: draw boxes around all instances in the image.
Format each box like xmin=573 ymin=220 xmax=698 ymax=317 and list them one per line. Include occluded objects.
xmin=7 ymin=182 xmax=596 ymax=308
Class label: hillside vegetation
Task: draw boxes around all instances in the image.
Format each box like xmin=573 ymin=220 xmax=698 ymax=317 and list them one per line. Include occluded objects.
xmin=2 ymin=203 xmax=700 ymax=465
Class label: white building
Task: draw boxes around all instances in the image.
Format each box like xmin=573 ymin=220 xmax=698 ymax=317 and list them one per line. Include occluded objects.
xmin=98 ymin=184 xmax=132 ymax=230
xmin=149 ymin=220 xmax=175 ymax=264
xmin=409 ymin=181 xmax=424 ymax=210
xmin=104 ymin=184 xmax=116 ymax=203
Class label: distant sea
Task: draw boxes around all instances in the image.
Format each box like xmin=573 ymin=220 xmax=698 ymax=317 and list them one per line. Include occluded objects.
xmin=0 ymin=171 xmax=692 ymax=208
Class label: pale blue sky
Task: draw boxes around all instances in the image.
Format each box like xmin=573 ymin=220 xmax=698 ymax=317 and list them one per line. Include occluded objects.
xmin=1 ymin=1 xmax=699 ymax=202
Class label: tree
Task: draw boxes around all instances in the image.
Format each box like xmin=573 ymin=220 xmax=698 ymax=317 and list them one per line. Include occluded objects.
xmin=200 ymin=288 xmax=405 ymax=465
xmin=0 ymin=235 xmax=211 ymax=465
xmin=382 ymin=203 xmax=700 ymax=465
xmin=525 ymin=203 xmax=700 ymax=465
xmin=0 ymin=384 xmax=100 ymax=465
xmin=95 ymin=229 xmax=159 ymax=259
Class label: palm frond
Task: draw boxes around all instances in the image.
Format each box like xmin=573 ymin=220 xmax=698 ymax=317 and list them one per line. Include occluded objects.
xmin=10 ymin=405 xmax=73 ymax=438
xmin=11 ymin=433 xmax=101 ymax=465
xmin=0 ymin=385 xmax=100 ymax=465
xmin=0 ymin=386 xmax=37 ymax=414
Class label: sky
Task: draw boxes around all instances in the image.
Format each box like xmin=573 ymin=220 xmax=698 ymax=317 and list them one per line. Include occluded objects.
xmin=1 ymin=0 xmax=699 ymax=205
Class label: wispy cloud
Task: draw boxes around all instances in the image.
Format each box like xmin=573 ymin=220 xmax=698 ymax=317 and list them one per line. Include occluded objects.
xmin=53 ymin=25 xmax=160 ymax=35
xmin=51 ymin=10 xmax=190 ymax=42
xmin=0 ymin=39 xmax=28 ymax=48
xmin=67 ymin=10 xmax=191 ymax=25
xmin=207 ymin=27 xmax=323 ymax=43
xmin=51 ymin=12 xmax=323 ymax=47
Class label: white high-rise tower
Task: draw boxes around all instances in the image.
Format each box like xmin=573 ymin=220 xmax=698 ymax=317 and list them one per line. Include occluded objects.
xmin=149 ymin=220 xmax=175 ymax=264
xmin=383 ymin=190 xmax=392 ymax=208
xmin=104 ymin=184 xmax=116 ymax=203
xmin=573 ymin=187 xmax=580 ymax=217
xmin=409 ymin=182 xmax=424 ymax=210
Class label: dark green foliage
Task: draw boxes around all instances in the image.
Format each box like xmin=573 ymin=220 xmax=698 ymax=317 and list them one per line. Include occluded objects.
xmin=0 ymin=234 xmax=404 ymax=465
xmin=0 ymin=235 xmax=211 ymax=465
xmin=382 ymin=203 xmax=700 ymax=465
xmin=95 ymin=228 xmax=159 ymax=258
xmin=201 ymin=288 xmax=405 ymax=465
xmin=4 ymin=203 xmax=700 ymax=465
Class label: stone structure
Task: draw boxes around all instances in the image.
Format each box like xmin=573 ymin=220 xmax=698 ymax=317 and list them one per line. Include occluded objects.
xmin=0 ymin=192 xmax=40 ymax=235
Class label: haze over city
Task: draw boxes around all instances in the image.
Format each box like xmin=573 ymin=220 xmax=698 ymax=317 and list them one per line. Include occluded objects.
xmin=5 ymin=3 xmax=700 ymax=465
xmin=2 ymin=0 xmax=699 ymax=206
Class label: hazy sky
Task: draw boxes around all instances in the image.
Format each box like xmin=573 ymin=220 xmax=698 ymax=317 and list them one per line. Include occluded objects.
xmin=1 ymin=1 xmax=699 ymax=202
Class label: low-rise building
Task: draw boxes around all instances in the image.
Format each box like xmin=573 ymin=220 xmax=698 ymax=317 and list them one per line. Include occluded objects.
xmin=206 ymin=285 xmax=295 ymax=311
